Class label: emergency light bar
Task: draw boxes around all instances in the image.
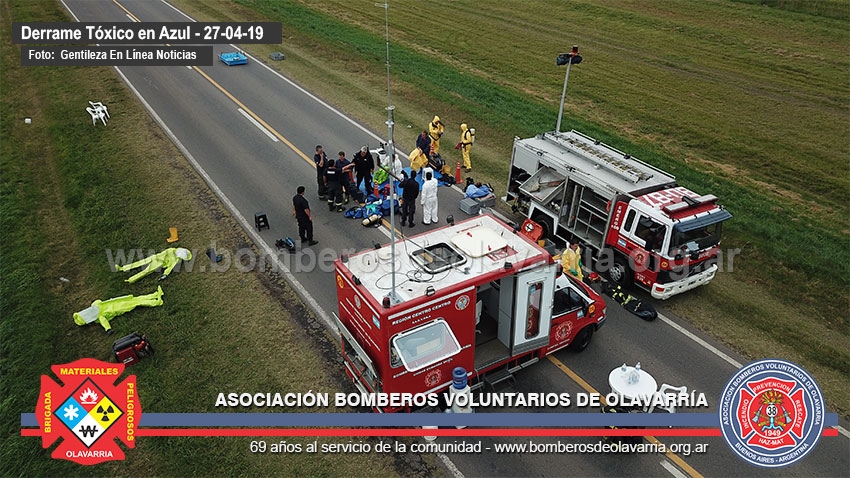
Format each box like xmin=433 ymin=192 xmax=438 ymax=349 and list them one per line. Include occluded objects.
xmin=662 ymin=194 xmax=718 ymax=215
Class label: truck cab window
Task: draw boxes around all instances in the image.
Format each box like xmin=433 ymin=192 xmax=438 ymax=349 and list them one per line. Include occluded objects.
xmin=553 ymin=287 xmax=585 ymax=316
xmin=634 ymin=216 xmax=662 ymax=245
xmin=623 ymin=210 xmax=636 ymax=233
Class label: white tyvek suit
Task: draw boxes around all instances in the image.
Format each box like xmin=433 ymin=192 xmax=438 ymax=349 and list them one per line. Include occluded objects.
xmin=420 ymin=167 xmax=439 ymax=225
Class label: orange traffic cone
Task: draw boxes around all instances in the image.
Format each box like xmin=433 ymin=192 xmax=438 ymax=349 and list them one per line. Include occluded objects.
xmin=455 ymin=162 xmax=462 ymax=184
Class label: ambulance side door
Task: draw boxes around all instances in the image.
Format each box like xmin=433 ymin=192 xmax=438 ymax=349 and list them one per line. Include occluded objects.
xmin=512 ymin=263 xmax=556 ymax=355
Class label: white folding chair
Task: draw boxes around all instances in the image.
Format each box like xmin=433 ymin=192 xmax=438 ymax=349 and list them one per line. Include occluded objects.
xmin=648 ymin=383 xmax=688 ymax=413
xmin=87 ymin=101 xmax=109 ymax=125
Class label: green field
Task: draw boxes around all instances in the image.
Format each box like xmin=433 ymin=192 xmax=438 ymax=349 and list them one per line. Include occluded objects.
xmin=175 ymin=0 xmax=850 ymax=415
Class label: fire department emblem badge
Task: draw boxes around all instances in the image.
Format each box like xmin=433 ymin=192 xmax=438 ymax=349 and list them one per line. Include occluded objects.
xmin=555 ymin=321 xmax=572 ymax=341
xmin=35 ymin=358 xmax=139 ymax=465
xmin=719 ymin=359 xmax=824 ymax=467
xmin=455 ymin=295 xmax=469 ymax=311
xmin=425 ymin=368 xmax=442 ymax=388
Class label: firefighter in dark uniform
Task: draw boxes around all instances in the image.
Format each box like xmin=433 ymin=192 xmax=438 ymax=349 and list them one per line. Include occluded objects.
xmin=399 ymin=170 xmax=420 ymax=227
xmin=292 ymin=185 xmax=318 ymax=246
xmin=314 ymin=145 xmax=328 ymax=200
xmin=324 ymin=159 xmax=342 ymax=211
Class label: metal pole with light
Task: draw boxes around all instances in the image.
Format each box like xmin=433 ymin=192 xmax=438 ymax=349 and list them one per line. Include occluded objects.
xmin=555 ymin=45 xmax=582 ymax=134
xmin=379 ymin=1 xmax=400 ymax=305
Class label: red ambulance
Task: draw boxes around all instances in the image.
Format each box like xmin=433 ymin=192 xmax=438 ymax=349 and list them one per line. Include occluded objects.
xmin=334 ymin=214 xmax=605 ymax=412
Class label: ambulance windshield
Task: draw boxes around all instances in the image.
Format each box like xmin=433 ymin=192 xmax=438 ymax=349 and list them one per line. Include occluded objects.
xmin=391 ymin=319 xmax=461 ymax=372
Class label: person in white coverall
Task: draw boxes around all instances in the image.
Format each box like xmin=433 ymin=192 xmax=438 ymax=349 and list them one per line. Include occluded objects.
xmin=420 ymin=167 xmax=439 ymax=225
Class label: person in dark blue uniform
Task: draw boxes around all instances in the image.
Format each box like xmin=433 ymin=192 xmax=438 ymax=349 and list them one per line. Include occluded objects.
xmin=292 ymin=186 xmax=318 ymax=246
xmin=400 ymin=170 xmax=420 ymax=228
xmin=324 ymin=159 xmax=342 ymax=211
xmin=314 ymin=145 xmax=328 ymax=200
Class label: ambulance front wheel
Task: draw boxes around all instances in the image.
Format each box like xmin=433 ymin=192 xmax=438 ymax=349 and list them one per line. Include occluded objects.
xmin=571 ymin=326 xmax=593 ymax=352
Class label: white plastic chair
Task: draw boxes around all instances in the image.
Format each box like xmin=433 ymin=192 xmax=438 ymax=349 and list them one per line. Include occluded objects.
xmin=87 ymin=101 xmax=109 ymax=125
xmin=648 ymin=383 xmax=688 ymax=414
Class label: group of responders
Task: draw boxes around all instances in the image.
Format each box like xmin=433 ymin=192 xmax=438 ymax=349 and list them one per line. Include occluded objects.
xmin=215 ymin=391 xmax=709 ymax=409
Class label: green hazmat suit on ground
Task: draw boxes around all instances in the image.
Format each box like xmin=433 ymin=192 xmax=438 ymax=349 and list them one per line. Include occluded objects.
xmin=73 ymin=286 xmax=164 ymax=333
xmin=116 ymin=247 xmax=192 ymax=283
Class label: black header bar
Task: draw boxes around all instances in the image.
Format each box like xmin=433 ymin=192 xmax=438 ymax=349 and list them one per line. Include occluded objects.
xmin=13 ymin=22 xmax=281 ymax=44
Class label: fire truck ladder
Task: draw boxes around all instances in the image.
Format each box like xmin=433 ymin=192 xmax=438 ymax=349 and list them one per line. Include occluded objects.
xmin=546 ymin=131 xmax=660 ymax=185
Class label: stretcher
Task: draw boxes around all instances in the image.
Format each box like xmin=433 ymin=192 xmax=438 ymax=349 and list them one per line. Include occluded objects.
xmin=220 ymin=52 xmax=248 ymax=65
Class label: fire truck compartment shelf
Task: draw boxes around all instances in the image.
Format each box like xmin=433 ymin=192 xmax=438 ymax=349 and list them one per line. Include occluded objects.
xmin=519 ymin=166 xmax=565 ymax=204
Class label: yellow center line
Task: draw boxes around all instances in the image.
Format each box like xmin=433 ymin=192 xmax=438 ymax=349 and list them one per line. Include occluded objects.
xmin=191 ymin=66 xmax=314 ymax=166
xmin=547 ymin=355 xmax=704 ymax=478
xmin=113 ymin=0 xmax=313 ymax=168
xmin=112 ymin=0 xmax=139 ymax=21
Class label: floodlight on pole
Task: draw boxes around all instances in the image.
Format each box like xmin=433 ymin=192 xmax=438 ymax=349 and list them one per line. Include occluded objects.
xmin=555 ymin=45 xmax=582 ymax=134
xmin=378 ymin=1 xmax=400 ymax=306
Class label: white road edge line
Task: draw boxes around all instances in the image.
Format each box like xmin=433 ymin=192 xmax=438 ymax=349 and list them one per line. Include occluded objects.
xmin=238 ymin=107 xmax=279 ymax=142
xmin=656 ymin=313 xmax=742 ymax=369
xmin=437 ymin=452 xmax=465 ymax=478
xmin=109 ymin=65 xmax=338 ymax=339
xmin=660 ymin=459 xmax=689 ymax=478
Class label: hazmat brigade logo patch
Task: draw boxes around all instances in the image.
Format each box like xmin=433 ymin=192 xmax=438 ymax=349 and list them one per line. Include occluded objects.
xmin=36 ymin=358 xmax=139 ymax=465
xmin=719 ymin=359 xmax=824 ymax=467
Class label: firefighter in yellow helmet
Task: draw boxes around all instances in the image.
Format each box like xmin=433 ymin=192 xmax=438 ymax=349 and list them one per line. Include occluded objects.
xmin=428 ymin=115 xmax=444 ymax=154
xmin=459 ymin=123 xmax=475 ymax=172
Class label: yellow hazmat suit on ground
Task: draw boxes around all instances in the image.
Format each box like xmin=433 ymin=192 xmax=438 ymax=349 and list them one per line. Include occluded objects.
xmin=560 ymin=243 xmax=583 ymax=281
xmin=460 ymin=123 xmax=474 ymax=171
xmin=73 ymin=286 xmax=164 ymax=333
xmin=429 ymin=116 xmax=444 ymax=154
xmin=116 ymin=247 xmax=192 ymax=283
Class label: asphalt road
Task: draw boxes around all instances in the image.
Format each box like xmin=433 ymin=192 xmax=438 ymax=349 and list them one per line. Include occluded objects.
xmin=62 ymin=1 xmax=850 ymax=477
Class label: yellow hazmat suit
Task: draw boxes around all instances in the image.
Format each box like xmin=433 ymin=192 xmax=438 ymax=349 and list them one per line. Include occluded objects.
xmin=408 ymin=148 xmax=429 ymax=172
xmin=73 ymin=286 xmax=164 ymax=333
xmin=429 ymin=116 xmax=444 ymax=154
xmin=116 ymin=247 xmax=192 ymax=283
xmin=560 ymin=244 xmax=584 ymax=281
xmin=460 ymin=123 xmax=474 ymax=170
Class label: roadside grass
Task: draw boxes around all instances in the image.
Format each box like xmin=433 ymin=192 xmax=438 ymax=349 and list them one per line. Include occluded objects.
xmin=0 ymin=1 xmax=403 ymax=476
xmin=171 ymin=0 xmax=849 ymax=416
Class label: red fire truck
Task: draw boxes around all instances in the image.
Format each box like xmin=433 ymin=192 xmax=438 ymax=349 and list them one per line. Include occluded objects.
xmin=334 ymin=214 xmax=605 ymax=412
xmin=505 ymin=130 xmax=732 ymax=299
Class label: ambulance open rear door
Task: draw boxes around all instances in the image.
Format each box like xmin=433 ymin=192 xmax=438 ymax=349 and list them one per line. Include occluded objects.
xmin=511 ymin=263 xmax=555 ymax=355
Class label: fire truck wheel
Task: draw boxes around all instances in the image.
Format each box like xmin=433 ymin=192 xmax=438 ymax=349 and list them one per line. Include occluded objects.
xmin=571 ymin=326 xmax=593 ymax=352
xmin=608 ymin=255 xmax=632 ymax=287
xmin=531 ymin=213 xmax=552 ymax=240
